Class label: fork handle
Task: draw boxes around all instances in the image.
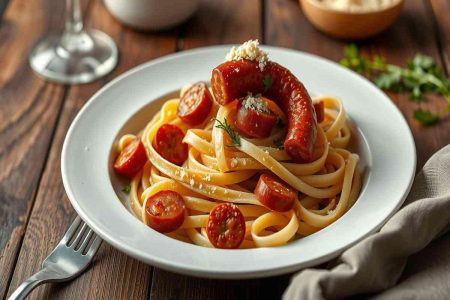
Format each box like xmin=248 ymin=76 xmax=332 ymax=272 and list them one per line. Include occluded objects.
xmin=8 ymin=269 xmax=51 ymax=300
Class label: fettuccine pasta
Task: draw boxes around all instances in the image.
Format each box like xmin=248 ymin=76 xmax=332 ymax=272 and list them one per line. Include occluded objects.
xmin=117 ymin=92 xmax=361 ymax=249
xmin=113 ymin=41 xmax=362 ymax=249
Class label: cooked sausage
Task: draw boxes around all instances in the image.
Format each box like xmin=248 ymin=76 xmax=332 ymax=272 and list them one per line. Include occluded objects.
xmin=211 ymin=60 xmax=317 ymax=162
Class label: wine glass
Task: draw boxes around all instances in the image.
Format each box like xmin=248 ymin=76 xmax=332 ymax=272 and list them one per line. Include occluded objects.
xmin=29 ymin=0 xmax=118 ymax=84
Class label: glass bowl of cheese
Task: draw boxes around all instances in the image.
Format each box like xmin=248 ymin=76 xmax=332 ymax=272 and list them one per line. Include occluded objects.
xmin=299 ymin=0 xmax=405 ymax=40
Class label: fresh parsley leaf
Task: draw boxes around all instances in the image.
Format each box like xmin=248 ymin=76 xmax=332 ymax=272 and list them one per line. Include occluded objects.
xmin=214 ymin=118 xmax=241 ymax=147
xmin=410 ymin=54 xmax=434 ymax=71
xmin=372 ymin=55 xmax=386 ymax=70
xmin=374 ymin=70 xmax=401 ymax=89
xmin=410 ymin=86 xmax=422 ymax=101
xmin=339 ymin=58 xmax=351 ymax=68
xmin=340 ymin=44 xmax=450 ymax=125
xmin=122 ymin=184 xmax=131 ymax=193
xmin=344 ymin=44 xmax=359 ymax=59
xmin=413 ymin=109 xmax=440 ymax=125
xmin=273 ymin=139 xmax=284 ymax=150
xmin=263 ymin=75 xmax=273 ymax=92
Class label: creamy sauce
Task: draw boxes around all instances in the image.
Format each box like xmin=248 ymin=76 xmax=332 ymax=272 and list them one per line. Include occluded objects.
xmin=315 ymin=0 xmax=396 ymax=12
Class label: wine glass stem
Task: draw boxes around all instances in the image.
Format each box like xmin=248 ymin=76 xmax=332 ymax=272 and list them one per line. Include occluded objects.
xmin=61 ymin=0 xmax=93 ymax=52
xmin=65 ymin=0 xmax=83 ymax=35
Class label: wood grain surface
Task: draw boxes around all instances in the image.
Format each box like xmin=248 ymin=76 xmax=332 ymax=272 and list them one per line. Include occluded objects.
xmin=0 ymin=0 xmax=68 ymax=296
xmin=1 ymin=0 xmax=449 ymax=299
xmin=4 ymin=0 xmax=176 ymax=298
xmin=430 ymin=0 xmax=450 ymax=71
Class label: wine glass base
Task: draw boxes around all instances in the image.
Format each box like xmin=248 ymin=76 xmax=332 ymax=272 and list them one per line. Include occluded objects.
xmin=29 ymin=30 xmax=118 ymax=84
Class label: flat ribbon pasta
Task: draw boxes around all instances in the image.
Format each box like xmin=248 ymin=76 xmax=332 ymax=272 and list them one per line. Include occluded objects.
xmin=121 ymin=92 xmax=362 ymax=248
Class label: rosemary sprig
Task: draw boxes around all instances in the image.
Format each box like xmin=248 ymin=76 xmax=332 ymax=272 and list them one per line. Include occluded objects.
xmin=214 ymin=118 xmax=241 ymax=147
xmin=340 ymin=44 xmax=450 ymax=125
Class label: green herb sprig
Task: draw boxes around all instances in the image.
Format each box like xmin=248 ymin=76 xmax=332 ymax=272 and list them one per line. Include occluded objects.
xmin=122 ymin=184 xmax=131 ymax=193
xmin=263 ymin=75 xmax=273 ymax=92
xmin=340 ymin=44 xmax=450 ymax=125
xmin=214 ymin=118 xmax=241 ymax=147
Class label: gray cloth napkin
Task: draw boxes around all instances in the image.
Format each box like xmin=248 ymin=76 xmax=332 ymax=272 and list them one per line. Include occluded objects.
xmin=284 ymin=144 xmax=450 ymax=300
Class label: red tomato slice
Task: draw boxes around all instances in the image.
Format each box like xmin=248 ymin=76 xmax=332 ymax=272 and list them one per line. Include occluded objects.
xmin=177 ymin=82 xmax=213 ymax=125
xmin=206 ymin=203 xmax=245 ymax=249
xmin=255 ymin=173 xmax=297 ymax=212
xmin=154 ymin=124 xmax=188 ymax=166
xmin=235 ymin=97 xmax=276 ymax=138
xmin=145 ymin=190 xmax=186 ymax=233
xmin=114 ymin=139 xmax=147 ymax=178
xmin=314 ymin=101 xmax=325 ymax=123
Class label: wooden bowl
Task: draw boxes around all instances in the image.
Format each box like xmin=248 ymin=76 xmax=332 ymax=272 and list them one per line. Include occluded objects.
xmin=299 ymin=0 xmax=405 ymax=40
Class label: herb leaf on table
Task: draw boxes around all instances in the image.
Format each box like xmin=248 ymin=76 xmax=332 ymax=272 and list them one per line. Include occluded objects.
xmin=340 ymin=44 xmax=450 ymax=125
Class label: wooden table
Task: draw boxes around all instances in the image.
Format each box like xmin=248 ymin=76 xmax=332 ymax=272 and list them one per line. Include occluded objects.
xmin=1 ymin=0 xmax=449 ymax=299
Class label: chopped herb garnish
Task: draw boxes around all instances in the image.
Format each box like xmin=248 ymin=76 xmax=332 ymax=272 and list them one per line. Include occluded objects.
xmin=413 ymin=109 xmax=440 ymax=125
xmin=340 ymin=44 xmax=450 ymax=125
xmin=273 ymin=139 xmax=284 ymax=150
xmin=263 ymin=74 xmax=273 ymax=92
xmin=214 ymin=118 xmax=241 ymax=147
xmin=122 ymin=184 xmax=131 ymax=193
xmin=275 ymin=117 xmax=285 ymax=128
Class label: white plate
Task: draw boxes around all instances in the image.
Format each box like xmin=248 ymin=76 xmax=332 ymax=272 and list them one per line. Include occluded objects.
xmin=62 ymin=46 xmax=416 ymax=279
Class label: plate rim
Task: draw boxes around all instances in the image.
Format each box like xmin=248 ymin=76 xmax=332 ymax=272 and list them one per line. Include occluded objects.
xmin=61 ymin=45 xmax=416 ymax=279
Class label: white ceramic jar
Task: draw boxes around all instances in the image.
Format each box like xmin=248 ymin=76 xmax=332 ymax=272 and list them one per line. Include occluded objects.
xmin=104 ymin=0 xmax=201 ymax=31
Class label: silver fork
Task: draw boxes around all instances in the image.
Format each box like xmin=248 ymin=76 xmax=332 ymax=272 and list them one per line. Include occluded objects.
xmin=8 ymin=216 xmax=102 ymax=300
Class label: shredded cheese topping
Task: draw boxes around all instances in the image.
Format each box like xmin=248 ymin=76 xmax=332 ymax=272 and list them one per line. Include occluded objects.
xmin=242 ymin=94 xmax=270 ymax=114
xmin=225 ymin=40 xmax=268 ymax=71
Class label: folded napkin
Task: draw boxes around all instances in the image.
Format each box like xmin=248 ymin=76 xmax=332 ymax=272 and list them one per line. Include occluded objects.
xmin=284 ymin=144 xmax=450 ymax=300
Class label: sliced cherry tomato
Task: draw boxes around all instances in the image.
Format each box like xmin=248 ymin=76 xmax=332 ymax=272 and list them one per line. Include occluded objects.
xmin=114 ymin=139 xmax=147 ymax=178
xmin=235 ymin=96 xmax=276 ymax=138
xmin=154 ymin=124 xmax=188 ymax=166
xmin=255 ymin=173 xmax=297 ymax=212
xmin=177 ymin=82 xmax=213 ymax=125
xmin=206 ymin=203 xmax=245 ymax=249
xmin=145 ymin=190 xmax=186 ymax=233
xmin=314 ymin=101 xmax=325 ymax=123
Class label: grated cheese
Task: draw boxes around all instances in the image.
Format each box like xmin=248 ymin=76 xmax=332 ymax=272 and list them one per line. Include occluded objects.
xmin=230 ymin=158 xmax=238 ymax=168
xmin=242 ymin=94 xmax=270 ymax=113
xmin=225 ymin=40 xmax=268 ymax=70
xmin=315 ymin=0 xmax=395 ymax=12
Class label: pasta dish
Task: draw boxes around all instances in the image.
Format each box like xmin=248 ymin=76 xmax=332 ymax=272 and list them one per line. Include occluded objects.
xmin=113 ymin=40 xmax=361 ymax=249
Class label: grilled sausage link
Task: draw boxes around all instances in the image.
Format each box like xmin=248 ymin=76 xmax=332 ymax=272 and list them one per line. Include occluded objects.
xmin=211 ymin=60 xmax=317 ymax=162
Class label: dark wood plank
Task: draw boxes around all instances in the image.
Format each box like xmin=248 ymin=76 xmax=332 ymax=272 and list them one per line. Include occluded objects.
xmin=150 ymin=270 xmax=290 ymax=300
xmin=267 ymin=0 xmax=450 ymax=170
xmin=180 ymin=0 xmax=261 ymax=48
xmin=5 ymin=0 xmax=178 ymax=299
xmin=429 ymin=0 xmax=450 ymax=72
xmin=0 ymin=0 xmax=68 ymax=297
xmin=149 ymin=0 xmax=266 ymax=299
